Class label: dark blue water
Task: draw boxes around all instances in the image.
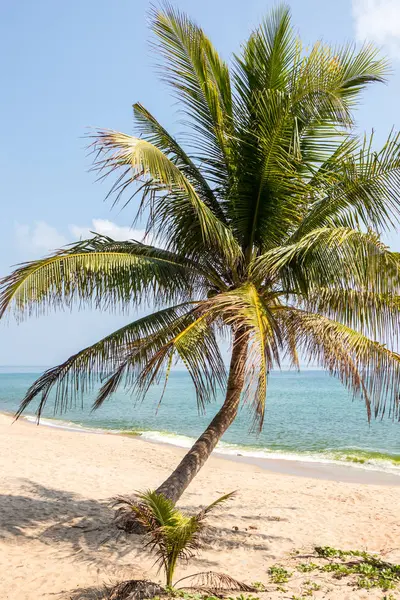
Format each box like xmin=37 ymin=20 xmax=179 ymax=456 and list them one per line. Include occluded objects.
xmin=0 ymin=369 xmax=399 ymax=473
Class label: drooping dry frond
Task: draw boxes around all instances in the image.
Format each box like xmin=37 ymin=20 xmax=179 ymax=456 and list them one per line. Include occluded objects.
xmin=280 ymin=308 xmax=400 ymax=420
xmin=94 ymin=304 xmax=226 ymax=413
xmin=203 ymin=284 xmax=282 ymax=429
xmin=15 ymin=303 xmax=197 ymax=419
xmin=174 ymin=571 xmax=257 ymax=592
xmin=107 ymin=580 xmax=165 ymax=600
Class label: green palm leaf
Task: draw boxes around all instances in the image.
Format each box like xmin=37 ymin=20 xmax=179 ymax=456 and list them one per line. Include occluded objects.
xmin=126 ymin=489 xmax=235 ymax=586
xmin=133 ymin=102 xmax=225 ymax=221
xmin=251 ymin=227 xmax=400 ymax=294
xmin=302 ymin=288 xmax=400 ymax=345
xmin=90 ymin=130 xmax=241 ymax=265
xmin=0 ymin=236 xmax=212 ymax=318
xmin=150 ymin=3 xmax=233 ymax=173
xmin=294 ymin=130 xmax=400 ymax=237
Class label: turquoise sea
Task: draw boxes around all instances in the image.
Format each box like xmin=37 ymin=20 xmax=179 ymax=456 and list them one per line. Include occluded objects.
xmin=0 ymin=368 xmax=399 ymax=475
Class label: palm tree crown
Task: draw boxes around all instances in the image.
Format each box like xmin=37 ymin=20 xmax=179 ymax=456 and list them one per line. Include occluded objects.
xmin=2 ymin=5 xmax=400 ymax=488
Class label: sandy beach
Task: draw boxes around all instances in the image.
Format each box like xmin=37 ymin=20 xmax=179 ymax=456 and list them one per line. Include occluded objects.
xmin=1 ymin=412 xmax=399 ymax=600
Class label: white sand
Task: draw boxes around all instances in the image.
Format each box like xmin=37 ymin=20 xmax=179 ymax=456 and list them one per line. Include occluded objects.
xmin=0 ymin=413 xmax=399 ymax=600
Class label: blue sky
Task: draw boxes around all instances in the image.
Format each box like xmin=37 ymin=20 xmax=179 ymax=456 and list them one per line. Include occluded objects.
xmin=1 ymin=0 xmax=400 ymax=366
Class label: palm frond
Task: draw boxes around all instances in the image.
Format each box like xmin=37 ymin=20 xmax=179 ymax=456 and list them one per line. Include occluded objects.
xmin=233 ymin=5 xmax=296 ymax=102
xmin=174 ymin=571 xmax=256 ymax=592
xmin=294 ymin=130 xmax=400 ymax=237
xmin=204 ymin=284 xmax=282 ymax=430
xmin=15 ymin=303 xmax=195 ymax=419
xmin=252 ymin=227 xmax=400 ymax=295
xmin=150 ymin=3 xmax=233 ymax=175
xmin=291 ymin=41 xmax=388 ymax=129
xmin=302 ymin=288 xmax=400 ymax=345
xmin=287 ymin=42 xmax=388 ymax=175
xmin=281 ymin=308 xmax=400 ymax=420
xmin=196 ymin=490 xmax=236 ymax=518
xmin=229 ymin=8 xmax=389 ymax=255
xmin=133 ymin=102 xmax=225 ymax=221
xmin=124 ymin=489 xmax=235 ymax=586
xmin=90 ymin=131 xmax=241 ymax=266
xmin=230 ymin=7 xmax=304 ymax=254
xmin=135 ymin=490 xmax=178 ymax=527
xmin=0 ymin=236 xmax=208 ymax=319
xmin=107 ymin=580 xmax=165 ymax=600
xmin=93 ymin=304 xmax=226 ymax=412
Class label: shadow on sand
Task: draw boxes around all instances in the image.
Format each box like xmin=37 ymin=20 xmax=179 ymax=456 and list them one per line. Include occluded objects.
xmin=0 ymin=479 xmax=292 ymax=598
xmin=67 ymin=585 xmax=108 ymax=600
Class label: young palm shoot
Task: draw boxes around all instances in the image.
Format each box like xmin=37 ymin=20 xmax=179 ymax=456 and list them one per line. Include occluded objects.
xmin=123 ymin=490 xmax=235 ymax=588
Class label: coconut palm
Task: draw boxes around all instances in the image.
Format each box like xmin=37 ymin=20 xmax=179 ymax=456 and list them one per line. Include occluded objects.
xmin=2 ymin=4 xmax=400 ymax=504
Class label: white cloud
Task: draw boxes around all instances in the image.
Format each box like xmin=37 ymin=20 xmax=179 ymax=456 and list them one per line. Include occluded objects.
xmin=352 ymin=0 xmax=400 ymax=58
xmin=15 ymin=221 xmax=68 ymax=254
xmin=14 ymin=218 xmax=155 ymax=256
xmin=69 ymin=219 xmax=146 ymax=242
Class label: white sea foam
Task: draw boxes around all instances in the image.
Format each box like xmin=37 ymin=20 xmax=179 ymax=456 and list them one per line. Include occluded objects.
xmin=23 ymin=415 xmax=122 ymax=435
xmin=20 ymin=415 xmax=400 ymax=477
xmin=138 ymin=430 xmax=400 ymax=477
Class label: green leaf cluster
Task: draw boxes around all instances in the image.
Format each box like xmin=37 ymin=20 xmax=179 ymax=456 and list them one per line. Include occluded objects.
xmin=268 ymin=566 xmax=292 ymax=584
xmin=314 ymin=546 xmax=400 ymax=591
xmin=122 ymin=490 xmax=234 ymax=587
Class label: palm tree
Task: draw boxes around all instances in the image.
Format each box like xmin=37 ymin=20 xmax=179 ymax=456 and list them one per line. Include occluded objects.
xmin=2 ymin=4 xmax=400 ymax=505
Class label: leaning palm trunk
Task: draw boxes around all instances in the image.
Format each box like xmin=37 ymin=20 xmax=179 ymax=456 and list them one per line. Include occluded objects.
xmin=156 ymin=329 xmax=248 ymax=503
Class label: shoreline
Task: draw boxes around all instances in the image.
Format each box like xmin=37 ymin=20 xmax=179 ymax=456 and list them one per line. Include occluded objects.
xmin=4 ymin=410 xmax=400 ymax=487
xmin=218 ymin=451 xmax=400 ymax=485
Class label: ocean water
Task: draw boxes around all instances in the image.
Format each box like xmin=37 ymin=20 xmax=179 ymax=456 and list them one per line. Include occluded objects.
xmin=0 ymin=369 xmax=399 ymax=475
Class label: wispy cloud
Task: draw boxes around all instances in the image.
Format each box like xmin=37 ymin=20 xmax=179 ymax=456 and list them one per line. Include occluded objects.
xmin=352 ymin=0 xmax=400 ymax=59
xmin=69 ymin=219 xmax=146 ymax=242
xmin=14 ymin=218 xmax=152 ymax=256
xmin=15 ymin=221 xmax=68 ymax=254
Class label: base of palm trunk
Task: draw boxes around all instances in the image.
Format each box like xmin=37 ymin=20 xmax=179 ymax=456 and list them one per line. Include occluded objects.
xmin=114 ymin=501 xmax=147 ymax=534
